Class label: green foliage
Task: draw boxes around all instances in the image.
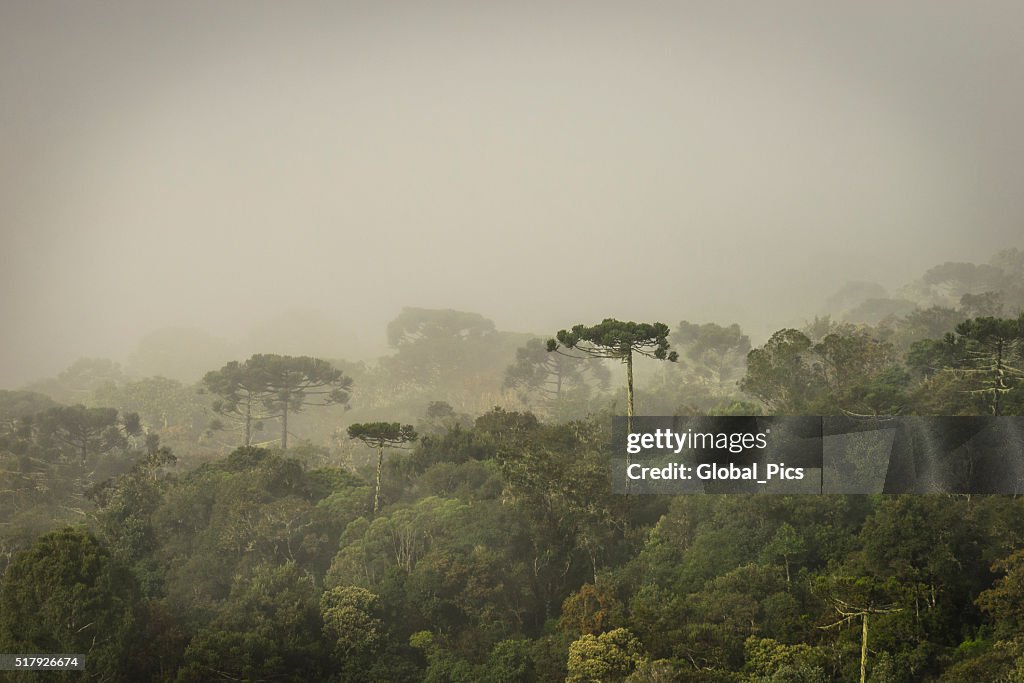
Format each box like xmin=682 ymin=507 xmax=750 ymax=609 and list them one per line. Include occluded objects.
xmin=177 ymin=561 xmax=325 ymax=682
xmin=741 ymin=329 xmax=819 ymax=413
xmin=938 ymin=640 xmax=1024 ymax=682
xmin=559 ymin=582 xmax=626 ymax=636
xmin=0 ymin=527 xmax=139 ymax=677
xmin=0 ymin=389 xmax=58 ymax=428
xmin=321 ymin=584 xmax=384 ymax=677
xmin=953 ymin=316 xmax=1024 ymax=415
xmin=741 ymin=328 xmax=911 ymax=415
xmin=977 ymin=549 xmax=1024 ymax=639
xmin=744 ymin=637 xmax=828 ymax=682
xmin=89 ymin=446 xmax=177 ymax=567
xmin=6 ymin=269 xmax=1024 ymax=681
xmin=566 ymin=627 xmax=647 ymax=682
xmin=203 ymin=359 xmax=277 ymax=445
xmin=348 ymin=421 xmax=417 ymax=513
xmin=811 ymin=333 xmax=904 ymax=415
xmin=347 ymin=421 xmax=418 ymax=447
xmin=95 ymin=375 xmax=209 ymax=447
xmin=255 ymin=353 xmax=353 ymax=414
xmin=35 ymin=403 xmax=136 ymax=462
xmin=408 ymin=423 xmax=497 ymax=471
xmin=549 ymin=319 xmax=678 ymax=362
xmin=485 ymin=638 xmax=537 ymax=682
xmin=906 ymin=315 xmax=1024 ymax=415
xmin=204 ymin=354 xmax=353 ymax=448
xmin=548 ymin=319 xmax=679 ymax=422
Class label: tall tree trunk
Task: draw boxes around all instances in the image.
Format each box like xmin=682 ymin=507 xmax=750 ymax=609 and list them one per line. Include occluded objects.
xmin=281 ymin=401 xmax=288 ymax=450
xmin=373 ymin=445 xmax=384 ymax=515
xmin=625 ymin=350 xmax=634 ymax=434
xmin=624 ymin=350 xmax=636 ymax=493
xmin=860 ymin=612 xmax=868 ymax=683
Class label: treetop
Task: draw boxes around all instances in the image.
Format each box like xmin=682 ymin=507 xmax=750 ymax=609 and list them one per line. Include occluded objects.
xmin=547 ymin=319 xmax=678 ymax=361
xmin=347 ymin=422 xmax=418 ymax=447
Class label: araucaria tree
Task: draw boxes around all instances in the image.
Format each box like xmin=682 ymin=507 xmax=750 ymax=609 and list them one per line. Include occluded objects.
xmin=347 ymin=422 xmax=417 ymax=515
xmin=547 ymin=319 xmax=678 ymax=428
xmin=256 ymin=355 xmax=352 ymax=449
xmin=203 ymin=360 xmax=275 ymax=446
xmin=953 ymin=316 xmax=1024 ymax=416
xmin=35 ymin=404 xmax=141 ymax=464
xmin=907 ymin=314 xmax=1024 ymax=415
xmin=204 ymin=355 xmax=353 ymax=449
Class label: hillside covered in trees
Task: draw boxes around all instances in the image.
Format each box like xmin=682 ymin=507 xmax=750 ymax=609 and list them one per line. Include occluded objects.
xmin=3 ymin=250 xmax=1024 ymax=681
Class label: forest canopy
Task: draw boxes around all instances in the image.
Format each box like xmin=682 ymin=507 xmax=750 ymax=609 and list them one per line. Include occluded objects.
xmin=3 ymin=251 xmax=1024 ymax=681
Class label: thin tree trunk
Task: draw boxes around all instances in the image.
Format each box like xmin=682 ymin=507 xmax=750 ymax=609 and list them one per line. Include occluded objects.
xmin=625 ymin=350 xmax=634 ymax=433
xmin=860 ymin=612 xmax=868 ymax=683
xmin=373 ymin=445 xmax=384 ymax=515
xmin=281 ymin=402 xmax=288 ymax=450
xmin=624 ymin=350 xmax=636 ymax=493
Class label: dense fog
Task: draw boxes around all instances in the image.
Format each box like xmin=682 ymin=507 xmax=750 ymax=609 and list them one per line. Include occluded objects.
xmin=3 ymin=1 xmax=1024 ymax=386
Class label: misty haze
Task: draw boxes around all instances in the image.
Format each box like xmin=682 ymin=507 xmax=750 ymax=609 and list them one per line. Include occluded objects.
xmin=3 ymin=1 xmax=1024 ymax=386
xmin=3 ymin=2 xmax=1024 ymax=681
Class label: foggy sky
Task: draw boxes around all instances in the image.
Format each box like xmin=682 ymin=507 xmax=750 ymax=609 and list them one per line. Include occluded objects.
xmin=3 ymin=1 xmax=1024 ymax=387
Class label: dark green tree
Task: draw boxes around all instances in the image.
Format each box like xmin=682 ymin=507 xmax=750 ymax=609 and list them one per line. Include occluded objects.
xmin=35 ymin=404 xmax=141 ymax=464
xmin=177 ymin=561 xmax=326 ymax=682
xmin=202 ymin=359 xmax=276 ymax=446
xmin=889 ymin=305 xmax=963 ymax=351
xmin=740 ymin=329 xmax=821 ymax=413
xmin=906 ymin=315 xmax=1024 ymax=415
xmin=347 ymin=422 xmax=418 ymax=514
xmin=954 ymin=316 xmax=1024 ymax=415
xmin=811 ymin=332 xmax=906 ymax=415
xmin=89 ymin=446 xmax=178 ymax=566
xmin=977 ymin=549 xmax=1024 ymax=640
xmin=0 ymin=527 xmax=139 ymax=677
xmin=547 ymin=320 xmax=677 ymax=429
xmin=816 ymin=576 xmax=902 ymax=683
xmin=0 ymin=389 xmax=57 ymax=431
